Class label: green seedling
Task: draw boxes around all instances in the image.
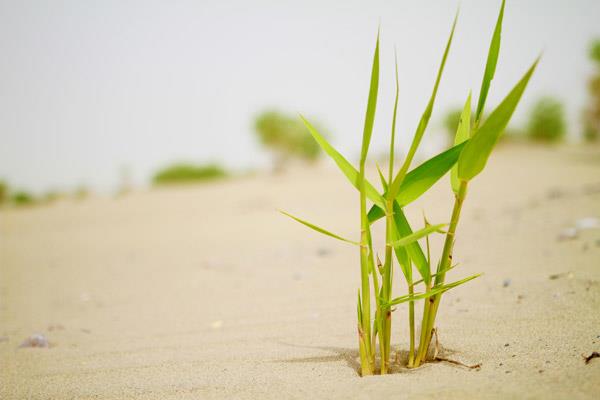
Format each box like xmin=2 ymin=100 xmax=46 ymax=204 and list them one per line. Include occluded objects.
xmin=282 ymin=0 xmax=536 ymax=375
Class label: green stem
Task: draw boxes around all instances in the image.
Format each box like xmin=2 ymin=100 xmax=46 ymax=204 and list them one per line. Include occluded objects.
xmin=416 ymin=180 xmax=468 ymax=364
xmin=407 ymin=282 xmax=415 ymax=367
xmin=413 ymin=282 xmax=431 ymax=367
xmin=358 ymin=155 xmax=375 ymax=373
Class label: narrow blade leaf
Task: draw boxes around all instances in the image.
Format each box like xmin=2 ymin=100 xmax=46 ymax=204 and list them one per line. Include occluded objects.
xmin=376 ymin=163 xmax=388 ymax=192
xmin=300 ymin=116 xmax=385 ymax=209
xmin=385 ymin=273 xmax=481 ymax=307
xmin=392 ymin=202 xmax=431 ymax=283
xmin=280 ymin=210 xmax=359 ymax=245
xmin=451 ymin=92 xmax=471 ymax=193
xmin=475 ymin=0 xmax=505 ymax=123
xmin=390 ymin=217 xmax=412 ymax=281
xmin=458 ymin=58 xmax=538 ymax=181
xmin=360 ymin=31 xmax=380 ymax=164
xmin=367 ymin=141 xmax=467 ymax=224
xmin=389 ymin=12 xmax=458 ymax=198
xmin=389 ymin=223 xmax=447 ymax=248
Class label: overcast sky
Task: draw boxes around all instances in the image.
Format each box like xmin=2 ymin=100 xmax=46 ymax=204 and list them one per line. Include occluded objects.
xmin=1 ymin=0 xmax=599 ymax=193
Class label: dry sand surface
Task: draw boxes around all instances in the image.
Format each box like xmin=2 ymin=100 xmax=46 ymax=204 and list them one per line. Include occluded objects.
xmin=1 ymin=144 xmax=600 ymax=399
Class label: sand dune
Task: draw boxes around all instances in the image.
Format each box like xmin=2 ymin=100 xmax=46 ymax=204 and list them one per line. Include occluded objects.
xmin=1 ymin=144 xmax=600 ymax=399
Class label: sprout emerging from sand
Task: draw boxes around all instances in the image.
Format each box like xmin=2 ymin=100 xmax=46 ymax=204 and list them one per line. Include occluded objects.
xmin=281 ymin=0 xmax=537 ymax=375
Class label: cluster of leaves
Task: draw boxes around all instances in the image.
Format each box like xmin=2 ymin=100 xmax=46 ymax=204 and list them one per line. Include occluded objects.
xmin=253 ymin=111 xmax=321 ymax=170
xmin=152 ymin=163 xmax=228 ymax=185
xmin=282 ymin=0 xmax=537 ymax=375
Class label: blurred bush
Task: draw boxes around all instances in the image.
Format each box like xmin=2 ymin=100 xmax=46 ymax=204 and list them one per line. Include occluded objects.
xmin=0 ymin=181 xmax=7 ymax=205
xmin=526 ymin=97 xmax=566 ymax=142
xmin=253 ymin=110 xmax=320 ymax=171
xmin=153 ymin=163 xmax=227 ymax=185
xmin=583 ymin=39 xmax=600 ymax=142
xmin=12 ymin=191 xmax=34 ymax=206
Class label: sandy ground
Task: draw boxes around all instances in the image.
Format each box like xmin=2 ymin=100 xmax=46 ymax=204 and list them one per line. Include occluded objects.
xmin=1 ymin=144 xmax=600 ymax=399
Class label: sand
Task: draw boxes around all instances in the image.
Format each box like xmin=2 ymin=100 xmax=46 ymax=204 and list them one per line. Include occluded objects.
xmin=1 ymin=143 xmax=600 ymax=399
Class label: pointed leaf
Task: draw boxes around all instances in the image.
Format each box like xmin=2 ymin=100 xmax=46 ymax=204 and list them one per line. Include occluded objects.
xmin=385 ymin=273 xmax=481 ymax=307
xmin=390 ymin=216 xmax=412 ymax=281
xmin=392 ymin=202 xmax=431 ymax=284
xmin=360 ymin=31 xmax=380 ymax=165
xmin=367 ymin=141 xmax=467 ymax=224
xmin=376 ymin=163 xmax=388 ymax=192
xmin=389 ymin=223 xmax=447 ymax=248
xmin=389 ymin=12 xmax=458 ymax=198
xmin=451 ymin=92 xmax=471 ymax=193
xmin=475 ymin=0 xmax=505 ymax=123
xmin=397 ymin=141 xmax=467 ymax=206
xmin=300 ymin=117 xmax=385 ymax=209
xmin=458 ymin=59 xmax=538 ymax=181
xmin=280 ymin=210 xmax=359 ymax=245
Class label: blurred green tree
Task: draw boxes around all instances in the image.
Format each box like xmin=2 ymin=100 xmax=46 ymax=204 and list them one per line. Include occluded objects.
xmin=583 ymin=39 xmax=600 ymax=142
xmin=153 ymin=163 xmax=227 ymax=185
xmin=12 ymin=191 xmax=34 ymax=206
xmin=253 ymin=111 xmax=320 ymax=171
xmin=527 ymin=97 xmax=566 ymax=142
xmin=0 ymin=181 xmax=7 ymax=205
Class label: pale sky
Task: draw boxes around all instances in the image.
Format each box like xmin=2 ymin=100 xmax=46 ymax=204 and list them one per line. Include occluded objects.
xmin=1 ymin=0 xmax=599 ymax=194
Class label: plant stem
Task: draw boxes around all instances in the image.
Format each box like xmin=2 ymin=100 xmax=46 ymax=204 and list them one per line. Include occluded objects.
xmin=407 ymin=281 xmax=415 ymax=367
xmin=415 ymin=180 xmax=468 ymax=365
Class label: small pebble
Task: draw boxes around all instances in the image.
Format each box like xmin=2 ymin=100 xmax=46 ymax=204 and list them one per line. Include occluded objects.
xmin=48 ymin=324 xmax=64 ymax=331
xmin=502 ymin=279 xmax=511 ymax=288
xmin=316 ymin=248 xmax=331 ymax=257
xmin=575 ymin=217 xmax=600 ymax=230
xmin=19 ymin=334 xmax=49 ymax=348
xmin=546 ymin=187 xmax=565 ymax=200
xmin=558 ymin=227 xmax=577 ymax=241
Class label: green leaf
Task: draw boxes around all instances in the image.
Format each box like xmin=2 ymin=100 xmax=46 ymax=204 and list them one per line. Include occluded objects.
xmin=376 ymin=163 xmax=388 ymax=192
xmin=388 ymin=12 xmax=458 ymax=199
xmin=392 ymin=202 xmax=431 ymax=284
xmin=390 ymin=215 xmax=412 ymax=281
xmin=360 ymin=31 xmax=380 ymax=165
xmin=397 ymin=141 xmax=467 ymax=206
xmin=300 ymin=116 xmax=385 ymax=209
xmin=367 ymin=141 xmax=467 ymax=224
xmin=279 ymin=210 xmax=359 ymax=245
xmin=389 ymin=223 xmax=447 ymax=248
xmin=475 ymin=0 xmax=505 ymax=123
xmin=385 ymin=273 xmax=481 ymax=307
xmin=412 ymin=263 xmax=458 ymax=287
xmin=458 ymin=58 xmax=539 ymax=181
xmin=451 ymin=92 xmax=471 ymax=193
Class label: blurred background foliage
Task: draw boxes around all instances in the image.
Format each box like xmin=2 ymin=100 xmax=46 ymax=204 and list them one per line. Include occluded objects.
xmin=583 ymin=39 xmax=600 ymax=142
xmin=253 ymin=110 xmax=321 ymax=172
xmin=153 ymin=163 xmax=228 ymax=185
xmin=526 ymin=97 xmax=566 ymax=142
